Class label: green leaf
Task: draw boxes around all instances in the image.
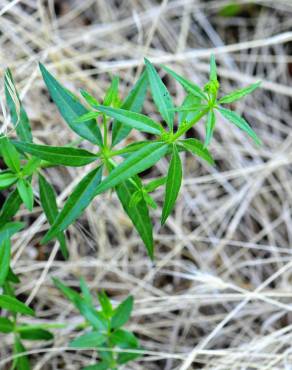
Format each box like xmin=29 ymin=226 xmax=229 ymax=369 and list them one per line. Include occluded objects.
xmin=103 ymin=76 xmax=120 ymax=107
xmin=210 ymin=54 xmax=217 ymax=82
xmin=4 ymin=68 xmax=33 ymax=143
xmin=115 ymin=141 xmax=149 ymax=157
xmin=98 ymin=106 xmax=163 ymax=135
xmin=144 ymin=58 xmax=174 ymax=130
xmin=39 ymin=63 xmax=103 ymax=146
xmin=22 ymin=157 xmax=41 ymax=176
xmin=0 ymin=295 xmax=34 ymax=316
xmin=76 ymin=302 xmax=108 ymax=331
xmin=205 ymin=110 xmax=216 ymax=147
xmin=116 ymin=178 xmax=154 ymax=258
xmin=218 ymin=82 xmax=261 ymax=104
xmin=80 ymin=89 xmax=100 ymax=109
xmin=217 ymin=107 xmax=262 ymax=145
xmin=117 ymin=350 xmax=141 ymax=365
xmin=219 ymin=3 xmax=242 ymax=16
xmin=144 ymin=176 xmax=166 ymax=193
xmin=14 ymin=141 xmax=99 ymax=167
xmin=53 ymin=278 xmax=80 ymax=303
xmin=98 ymin=291 xmax=113 ymax=317
xmin=0 ymin=317 xmax=14 ymax=333
xmin=143 ymin=190 xmax=158 ymax=209
xmin=112 ymin=70 xmax=148 ymax=146
xmin=80 ymin=277 xmax=92 ymax=306
xmin=0 ymin=238 xmax=11 ymax=286
xmin=178 ymin=93 xmax=202 ymax=126
xmin=75 ymin=111 xmax=100 ymax=123
xmin=0 ymin=189 xmax=22 ymax=225
xmin=13 ymin=337 xmax=30 ymax=370
xmin=18 ymin=328 xmax=54 ymax=341
xmin=111 ymin=295 xmax=133 ymax=329
xmin=17 ymin=178 xmax=34 ymax=211
xmin=111 ymin=328 xmax=139 ymax=348
xmin=0 ymin=171 xmax=18 ymax=188
xmin=54 ymin=278 xmax=108 ymax=330
xmin=0 ymin=222 xmax=24 ymax=245
xmin=129 ymin=190 xmax=142 ymax=209
xmin=41 ymin=166 xmax=103 ymax=243
xmin=82 ymin=362 xmax=109 ymax=370
xmin=161 ymin=65 xmax=207 ymax=100
xmin=38 ymin=174 xmax=68 ymax=259
xmin=0 ymin=136 xmax=21 ymax=173
xmin=178 ymin=138 xmax=214 ymax=164
xmin=6 ymin=267 xmax=20 ymax=283
xmin=69 ymin=331 xmax=105 ymax=348
xmin=161 ymin=145 xmax=182 ymax=225
xmin=95 ymin=142 xmax=168 ymax=197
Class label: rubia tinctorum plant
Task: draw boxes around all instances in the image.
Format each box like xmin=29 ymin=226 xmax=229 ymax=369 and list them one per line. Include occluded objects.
xmin=0 ymin=55 xmax=261 ymax=369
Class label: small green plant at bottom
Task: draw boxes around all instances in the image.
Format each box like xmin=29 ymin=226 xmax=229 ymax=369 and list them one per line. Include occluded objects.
xmin=54 ymin=278 xmax=141 ymax=370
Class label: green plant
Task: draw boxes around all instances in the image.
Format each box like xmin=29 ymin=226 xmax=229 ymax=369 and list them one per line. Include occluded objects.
xmin=54 ymin=278 xmax=141 ymax=369
xmin=0 ymin=55 xmax=261 ymax=368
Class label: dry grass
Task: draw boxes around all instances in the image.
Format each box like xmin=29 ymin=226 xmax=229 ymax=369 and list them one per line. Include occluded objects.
xmin=1 ymin=0 xmax=292 ymax=369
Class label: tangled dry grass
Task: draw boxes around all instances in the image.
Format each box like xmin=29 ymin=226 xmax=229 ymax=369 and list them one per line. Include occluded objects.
xmin=1 ymin=0 xmax=292 ymax=369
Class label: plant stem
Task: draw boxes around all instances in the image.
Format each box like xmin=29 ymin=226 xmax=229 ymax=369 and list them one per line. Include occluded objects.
xmin=172 ymin=109 xmax=208 ymax=141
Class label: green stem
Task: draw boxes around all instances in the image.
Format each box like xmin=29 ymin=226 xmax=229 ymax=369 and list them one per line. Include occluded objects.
xmin=172 ymin=109 xmax=208 ymax=141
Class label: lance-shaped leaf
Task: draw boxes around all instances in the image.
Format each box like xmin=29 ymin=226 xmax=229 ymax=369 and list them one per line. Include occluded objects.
xmin=218 ymin=81 xmax=261 ymax=104
xmin=111 ymin=329 xmax=141 ymax=364
xmin=7 ymin=267 xmax=20 ymax=284
xmin=41 ymin=166 xmax=103 ymax=244
xmin=95 ymin=142 xmax=169 ymax=197
xmin=39 ymin=174 xmax=68 ymax=259
xmin=98 ymin=106 xmax=163 ymax=135
xmin=0 ymin=172 xmax=18 ymax=189
xmin=217 ymin=107 xmax=262 ymax=145
xmin=17 ymin=178 xmax=34 ymax=211
xmin=111 ymin=296 xmax=133 ymax=329
xmin=83 ymin=362 xmax=108 ymax=370
xmin=161 ymin=145 xmax=182 ymax=225
xmin=0 ymin=317 xmax=14 ymax=333
xmin=144 ymin=58 xmax=174 ymax=130
xmin=112 ymin=70 xmax=148 ymax=146
xmin=0 ymin=238 xmax=11 ymax=286
xmin=69 ymin=331 xmax=106 ymax=348
xmin=116 ymin=178 xmax=154 ymax=258
xmin=0 ymin=222 xmax=24 ymax=245
xmin=18 ymin=328 xmax=54 ymax=341
xmin=209 ymin=54 xmax=217 ymax=82
xmin=161 ymin=65 xmax=207 ymax=100
xmin=110 ymin=329 xmax=139 ymax=348
xmin=80 ymin=89 xmax=100 ymax=109
xmin=80 ymin=277 xmax=92 ymax=306
xmin=13 ymin=337 xmax=30 ymax=370
xmin=4 ymin=68 xmax=33 ymax=143
xmin=178 ymin=93 xmax=202 ymax=126
xmin=178 ymin=138 xmax=214 ymax=164
xmin=103 ymin=76 xmax=120 ymax=107
xmin=205 ymin=109 xmax=216 ymax=147
xmin=0 ymin=189 xmax=22 ymax=226
xmin=22 ymin=157 xmax=41 ymax=177
xmin=75 ymin=111 xmax=99 ymax=123
xmin=0 ymin=136 xmax=21 ymax=173
xmin=14 ymin=141 xmax=99 ymax=167
xmin=76 ymin=301 xmax=108 ymax=331
xmin=39 ymin=63 xmax=103 ymax=146
xmin=144 ymin=176 xmax=166 ymax=193
xmin=0 ymin=295 xmax=34 ymax=316
xmin=98 ymin=291 xmax=113 ymax=317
